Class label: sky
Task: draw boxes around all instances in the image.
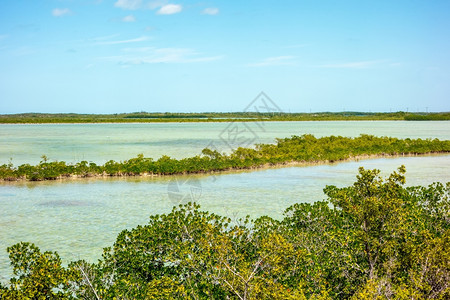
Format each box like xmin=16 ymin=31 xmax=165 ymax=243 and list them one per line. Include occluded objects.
xmin=0 ymin=0 xmax=449 ymax=113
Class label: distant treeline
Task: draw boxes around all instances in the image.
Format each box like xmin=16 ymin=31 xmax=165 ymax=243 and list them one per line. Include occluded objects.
xmin=1 ymin=112 xmax=449 ymax=123
xmin=405 ymin=113 xmax=450 ymax=120
xmin=1 ymin=135 xmax=449 ymax=181
xmin=124 ymin=113 xmax=210 ymax=119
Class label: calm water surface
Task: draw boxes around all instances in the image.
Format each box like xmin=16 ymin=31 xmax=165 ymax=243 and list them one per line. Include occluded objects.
xmin=0 ymin=121 xmax=449 ymax=281
xmin=1 ymin=121 xmax=449 ymax=165
xmin=1 ymin=155 xmax=449 ymax=281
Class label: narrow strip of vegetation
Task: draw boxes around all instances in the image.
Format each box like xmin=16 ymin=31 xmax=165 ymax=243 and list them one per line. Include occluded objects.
xmin=1 ymin=167 xmax=448 ymax=299
xmin=404 ymin=113 xmax=450 ymax=120
xmin=1 ymin=135 xmax=449 ymax=181
xmin=0 ymin=111 xmax=449 ymax=123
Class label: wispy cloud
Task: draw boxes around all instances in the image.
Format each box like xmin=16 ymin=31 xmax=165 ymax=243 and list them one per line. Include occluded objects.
xmin=147 ymin=0 xmax=168 ymax=10
xmin=114 ymin=0 xmax=142 ymax=10
xmin=52 ymin=8 xmax=72 ymax=17
xmin=122 ymin=15 xmax=136 ymax=22
xmin=318 ymin=60 xmax=385 ymax=69
xmin=0 ymin=34 xmax=8 ymax=41
xmin=248 ymin=56 xmax=296 ymax=67
xmin=96 ymin=36 xmax=150 ymax=45
xmin=157 ymin=4 xmax=182 ymax=15
xmin=202 ymin=8 xmax=219 ymax=15
xmin=113 ymin=0 xmax=182 ymax=15
xmin=101 ymin=47 xmax=222 ymax=65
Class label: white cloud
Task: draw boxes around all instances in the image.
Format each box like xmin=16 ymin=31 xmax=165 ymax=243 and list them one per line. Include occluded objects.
xmin=202 ymin=8 xmax=219 ymax=15
xmin=52 ymin=8 xmax=72 ymax=17
xmin=114 ymin=0 xmax=142 ymax=10
xmin=113 ymin=0 xmax=182 ymax=15
xmin=248 ymin=56 xmax=296 ymax=67
xmin=318 ymin=60 xmax=384 ymax=69
xmin=157 ymin=4 xmax=182 ymax=15
xmin=147 ymin=0 xmax=168 ymax=10
xmin=96 ymin=36 xmax=150 ymax=45
xmin=101 ymin=47 xmax=222 ymax=65
xmin=122 ymin=15 xmax=136 ymax=22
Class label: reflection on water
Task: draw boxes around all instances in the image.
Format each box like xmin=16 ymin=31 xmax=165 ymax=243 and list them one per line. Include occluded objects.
xmin=0 ymin=154 xmax=449 ymax=282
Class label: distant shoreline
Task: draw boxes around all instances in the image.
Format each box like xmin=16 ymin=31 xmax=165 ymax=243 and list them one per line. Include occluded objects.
xmin=0 ymin=120 xmax=427 ymax=125
xmin=1 ymin=112 xmax=449 ymax=123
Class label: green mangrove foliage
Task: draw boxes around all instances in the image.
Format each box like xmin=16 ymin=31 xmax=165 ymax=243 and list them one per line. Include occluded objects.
xmin=404 ymin=113 xmax=450 ymax=121
xmin=1 ymin=135 xmax=449 ymax=181
xmin=0 ymin=167 xmax=449 ymax=299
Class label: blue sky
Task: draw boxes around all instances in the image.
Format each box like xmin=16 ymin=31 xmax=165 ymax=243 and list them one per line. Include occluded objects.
xmin=0 ymin=0 xmax=449 ymax=113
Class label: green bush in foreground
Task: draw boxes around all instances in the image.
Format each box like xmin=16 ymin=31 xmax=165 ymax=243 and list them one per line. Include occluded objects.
xmin=1 ymin=167 xmax=449 ymax=299
xmin=1 ymin=135 xmax=449 ymax=181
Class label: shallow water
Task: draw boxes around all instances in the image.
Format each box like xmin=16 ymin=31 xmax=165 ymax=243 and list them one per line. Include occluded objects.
xmin=1 ymin=121 xmax=449 ymax=165
xmin=0 ymin=121 xmax=449 ymax=282
xmin=0 ymin=154 xmax=449 ymax=281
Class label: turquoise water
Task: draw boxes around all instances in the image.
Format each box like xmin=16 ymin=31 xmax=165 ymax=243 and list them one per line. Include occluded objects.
xmin=0 ymin=155 xmax=449 ymax=282
xmin=0 ymin=121 xmax=449 ymax=281
xmin=1 ymin=121 xmax=449 ymax=165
